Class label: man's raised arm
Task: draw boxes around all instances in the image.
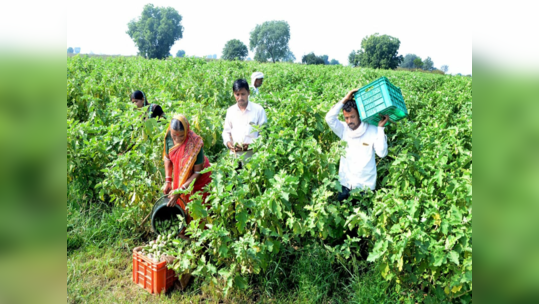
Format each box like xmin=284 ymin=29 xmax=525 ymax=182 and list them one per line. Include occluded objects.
xmin=374 ymin=115 xmax=389 ymax=158
xmin=325 ymin=89 xmax=359 ymax=139
xmin=325 ymin=101 xmax=344 ymax=139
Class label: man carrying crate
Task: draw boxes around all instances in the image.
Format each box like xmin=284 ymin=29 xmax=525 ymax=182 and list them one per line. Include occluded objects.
xmin=325 ymin=89 xmax=390 ymax=201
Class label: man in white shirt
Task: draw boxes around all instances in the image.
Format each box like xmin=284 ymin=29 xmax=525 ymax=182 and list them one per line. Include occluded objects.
xmin=325 ymin=88 xmax=390 ymax=201
xmin=250 ymin=72 xmax=264 ymax=96
xmin=222 ymin=79 xmax=268 ymax=168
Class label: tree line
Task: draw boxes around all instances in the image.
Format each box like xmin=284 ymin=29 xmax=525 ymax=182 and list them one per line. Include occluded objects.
xmin=123 ymin=4 xmax=448 ymax=72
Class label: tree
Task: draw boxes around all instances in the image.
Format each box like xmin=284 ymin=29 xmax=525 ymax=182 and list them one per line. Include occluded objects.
xmin=440 ymin=65 xmax=449 ymax=73
xmin=349 ymin=50 xmax=360 ymax=67
xmin=330 ymin=59 xmax=340 ymax=65
xmin=321 ymin=55 xmax=329 ymax=65
xmin=348 ymin=33 xmax=403 ymax=69
xmin=249 ymin=20 xmax=291 ymax=63
xmin=67 ymin=47 xmax=74 ymax=54
xmin=302 ymin=53 xmax=325 ymax=65
xmin=221 ymin=39 xmax=248 ymax=61
xmin=400 ymin=54 xmax=419 ymax=68
xmin=283 ymin=50 xmax=296 ymax=63
xmin=176 ymin=50 xmax=185 ymax=58
xmin=423 ymin=56 xmax=434 ymax=70
xmin=413 ymin=58 xmax=423 ymax=69
xmin=126 ymin=4 xmax=184 ymax=59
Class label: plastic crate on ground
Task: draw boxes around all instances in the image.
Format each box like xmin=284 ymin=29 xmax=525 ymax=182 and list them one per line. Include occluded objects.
xmin=354 ymin=77 xmax=408 ymax=126
xmin=132 ymin=247 xmax=177 ymax=294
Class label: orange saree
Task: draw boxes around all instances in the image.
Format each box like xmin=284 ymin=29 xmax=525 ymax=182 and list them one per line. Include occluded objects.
xmin=163 ymin=115 xmax=212 ymax=222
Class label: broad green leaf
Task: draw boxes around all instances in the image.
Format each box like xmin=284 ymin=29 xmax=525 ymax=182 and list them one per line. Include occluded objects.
xmin=235 ymin=210 xmax=248 ymax=232
xmin=188 ymin=200 xmax=208 ymax=219
xmin=234 ymin=275 xmax=248 ymax=289
xmin=448 ymin=251 xmax=460 ymax=265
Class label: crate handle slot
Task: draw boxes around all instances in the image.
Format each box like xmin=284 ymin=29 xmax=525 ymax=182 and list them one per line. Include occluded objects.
xmin=378 ymin=113 xmax=397 ymax=124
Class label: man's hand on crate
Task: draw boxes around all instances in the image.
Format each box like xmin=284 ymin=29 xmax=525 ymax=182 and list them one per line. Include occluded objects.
xmin=342 ymin=88 xmax=359 ymax=104
xmin=378 ymin=115 xmax=389 ymax=127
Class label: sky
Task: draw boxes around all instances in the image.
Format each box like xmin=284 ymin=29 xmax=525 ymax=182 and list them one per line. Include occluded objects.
xmin=62 ymin=0 xmax=473 ymax=75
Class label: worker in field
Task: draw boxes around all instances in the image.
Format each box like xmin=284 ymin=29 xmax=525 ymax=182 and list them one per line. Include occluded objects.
xmin=163 ymin=114 xmax=212 ymax=225
xmin=250 ymin=72 xmax=264 ymax=96
xmin=222 ymin=79 xmax=267 ymax=169
xmin=325 ymin=89 xmax=390 ymax=201
xmin=130 ymin=90 xmax=165 ymax=119
xmin=121 ymin=90 xmax=166 ymax=155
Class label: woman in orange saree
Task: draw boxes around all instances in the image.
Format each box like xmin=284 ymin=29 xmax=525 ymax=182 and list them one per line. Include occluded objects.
xmin=162 ymin=114 xmax=212 ymax=225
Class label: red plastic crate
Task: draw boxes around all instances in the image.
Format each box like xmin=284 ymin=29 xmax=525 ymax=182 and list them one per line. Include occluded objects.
xmin=132 ymin=247 xmax=177 ymax=294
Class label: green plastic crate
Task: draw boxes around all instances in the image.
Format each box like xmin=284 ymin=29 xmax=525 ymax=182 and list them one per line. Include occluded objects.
xmin=354 ymin=77 xmax=408 ymax=126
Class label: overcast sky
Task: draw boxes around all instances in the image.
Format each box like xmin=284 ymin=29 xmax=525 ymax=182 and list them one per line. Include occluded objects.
xmin=64 ymin=0 xmax=472 ymax=74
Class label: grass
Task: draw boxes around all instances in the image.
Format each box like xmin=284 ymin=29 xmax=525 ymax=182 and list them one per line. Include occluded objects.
xmin=395 ymin=67 xmax=447 ymax=75
xmin=67 ymin=201 xmax=416 ymax=303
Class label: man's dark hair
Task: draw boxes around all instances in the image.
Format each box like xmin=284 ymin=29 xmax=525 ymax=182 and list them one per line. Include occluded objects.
xmin=170 ymin=118 xmax=185 ymax=131
xmin=343 ymin=99 xmax=358 ymax=113
xmin=232 ymin=79 xmax=250 ymax=92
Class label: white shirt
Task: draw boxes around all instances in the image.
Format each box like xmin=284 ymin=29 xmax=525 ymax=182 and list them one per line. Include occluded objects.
xmin=250 ymin=86 xmax=259 ymax=96
xmin=325 ymin=101 xmax=388 ymax=190
xmin=222 ymin=101 xmax=267 ymax=147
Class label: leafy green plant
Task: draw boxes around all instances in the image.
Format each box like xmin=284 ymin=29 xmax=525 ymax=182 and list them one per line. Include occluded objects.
xmin=67 ymin=56 xmax=472 ymax=301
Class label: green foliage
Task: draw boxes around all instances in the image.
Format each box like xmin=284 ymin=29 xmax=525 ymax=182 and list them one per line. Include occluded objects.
xmin=413 ymin=57 xmax=424 ymax=69
xmin=302 ymin=52 xmax=325 ymax=65
xmin=397 ymin=67 xmax=446 ymax=76
xmin=423 ymin=56 xmax=434 ymax=70
xmin=330 ymin=59 xmax=340 ymax=65
xmin=402 ymin=55 xmax=434 ymax=70
xmin=176 ymin=50 xmax=185 ymax=58
xmin=400 ymin=54 xmax=419 ymax=69
xmin=126 ymin=4 xmax=184 ymax=59
xmin=67 ymin=56 xmax=472 ymax=300
xmin=283 ymin=50 xmax=296 ymax=63
xmin=349 ymin=50 xmax=360 ymax=67
xmin=441 ymin=65 xmax=449 ymax=73
xmin=249 ymin=20 xmax=291 ymax=63
xmin=68 ymin=47 xmax=74 ymax=54
xmin=222 ymin=39 xmax=248 ymax=61
xmin=321 ymin=55 xmax=329 ymax=65
xmin=349 ymin=33 xmax=404 ymax=69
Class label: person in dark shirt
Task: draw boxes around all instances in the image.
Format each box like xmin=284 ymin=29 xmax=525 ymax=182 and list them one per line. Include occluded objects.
xmin=130 ymin=90 xmax=165 ymax=119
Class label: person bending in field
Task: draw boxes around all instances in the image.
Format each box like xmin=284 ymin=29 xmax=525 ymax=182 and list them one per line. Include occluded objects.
xmin=163 ymin=115 xmax=212 ymax=228
xmin=121 ymin=90 xmax=166 ymax=155
xmin=325 ymin=89 xmax=390 ymax=201
xmin=130 ymin=90 xmax=165 ymax=120
xmin=250 ymin=72 xmax=264 ymax=96
xmin=222 ymin=79 xmax=267 ymax=169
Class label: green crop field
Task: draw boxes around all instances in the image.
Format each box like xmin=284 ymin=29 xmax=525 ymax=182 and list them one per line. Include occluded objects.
xmin=67 ymin=56 xmax=472 ymax=303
